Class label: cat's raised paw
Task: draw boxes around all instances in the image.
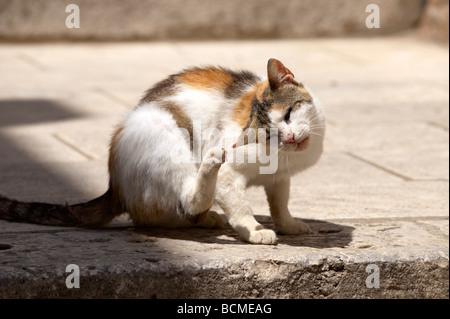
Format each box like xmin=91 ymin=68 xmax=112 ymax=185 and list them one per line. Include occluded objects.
xmin=204 ymin=147 xmax=226 ymax=166
xmin=277 ymin=220 xmax=312 ymax=235
xmin=247 ymin=229 xmax=277 ymax=245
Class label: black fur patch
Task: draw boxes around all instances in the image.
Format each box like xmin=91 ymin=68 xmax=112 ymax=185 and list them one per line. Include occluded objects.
xmin=225 ymin=70 xmax=260 ymax=99
xmin=140 ymin=75 xmax=178 ymax=103
xmin=251 ymin=96 xmax=271 ymax=127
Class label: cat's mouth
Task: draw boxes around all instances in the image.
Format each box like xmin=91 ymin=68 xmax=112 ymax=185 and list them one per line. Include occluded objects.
xmin=281 ymin=136 xmax=310 ymax=151
xmin=295 ymin=136 xmax=310 ymax=151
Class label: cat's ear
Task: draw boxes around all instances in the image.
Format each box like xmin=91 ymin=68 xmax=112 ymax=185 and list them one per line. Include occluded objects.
xmin=267 ymin=58 xmax=299 ymax=91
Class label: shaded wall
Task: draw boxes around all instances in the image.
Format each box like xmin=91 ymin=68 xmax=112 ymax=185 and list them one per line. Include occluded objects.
xmin=0 ymin=0 xmax=427 ymax=41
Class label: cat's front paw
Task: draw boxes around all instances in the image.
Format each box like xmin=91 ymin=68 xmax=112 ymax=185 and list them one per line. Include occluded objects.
xmin=277 ymin=220 xmax=312 ymax=235
xmin=204 ymin=147 xmax=226 ymax=166
xmin=247 ymin=229 xmax=277 ymax=245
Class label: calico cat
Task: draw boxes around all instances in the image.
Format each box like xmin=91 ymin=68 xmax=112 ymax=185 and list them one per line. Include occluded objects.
xmin=0 ymin=58 xmax=325 ymax=244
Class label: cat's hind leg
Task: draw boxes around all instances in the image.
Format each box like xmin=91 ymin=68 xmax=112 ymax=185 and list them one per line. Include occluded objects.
xmin=114 ymin=106 xmax=224 ymax=227
xmin=178 ymin=147 xmax=226 ymax=223
xmin=196 ymin=210 xmax=226 ymax=228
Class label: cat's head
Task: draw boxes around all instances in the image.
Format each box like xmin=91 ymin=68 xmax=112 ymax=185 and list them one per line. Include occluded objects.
xmin=236 ymin=58 xmax=325 ymax=153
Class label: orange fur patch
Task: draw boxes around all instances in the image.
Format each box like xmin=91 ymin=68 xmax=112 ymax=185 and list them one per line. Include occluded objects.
xmin=108 ymin=125 xmax=124 ymax=174
xmin=271 ymin=103 xmax=285 ymax=111
xmin=255 ymin=80 xmax=268 ymax=102
xmin=178 ymin=68 xmax=234 ymax=90
xmin=106 ymin=125 xmax=126 ymax=216
xmin=232 ymin=81 xmax=267 ymax=128
xmin=232 ymin=89 xmax=255 ymax=128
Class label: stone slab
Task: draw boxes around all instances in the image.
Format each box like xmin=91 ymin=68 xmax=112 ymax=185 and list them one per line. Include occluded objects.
xmin=0 ymin=36 xmax=448 ymax=298
xmin=0 ymin=216 xmax=448 ymax=298
xmin=325 ymin=123 xmax=449 ymax=181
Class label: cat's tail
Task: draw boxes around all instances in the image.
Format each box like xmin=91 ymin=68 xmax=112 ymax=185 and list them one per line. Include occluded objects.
xmin=0 ymin=189 xmax=122 ymax=227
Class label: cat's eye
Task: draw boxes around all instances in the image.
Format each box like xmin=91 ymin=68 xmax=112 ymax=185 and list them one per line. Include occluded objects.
xmin=284 ymin=107 xmax=292 ymax=123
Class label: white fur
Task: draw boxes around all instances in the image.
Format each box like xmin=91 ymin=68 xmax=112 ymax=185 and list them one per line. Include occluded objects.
xmin=111 ymin=79 xmax=325 ymax=243
xmin=113 ymin=105 xmax=193 ymax=226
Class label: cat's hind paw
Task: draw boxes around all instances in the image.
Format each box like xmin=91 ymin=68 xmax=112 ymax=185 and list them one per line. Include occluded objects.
xmin=204 ymin=147 xmax=226 ymax=167
xmin=198 ymin=210 xmax=226 ymax=229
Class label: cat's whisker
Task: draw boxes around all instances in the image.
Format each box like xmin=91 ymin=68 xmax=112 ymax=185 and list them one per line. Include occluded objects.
xmin=309 ymin=123 xmax=326 ymax=128
xmin=309 ymin=125 xmax=326 ymax=131
xmin=285 ymin=153 xmax=291 ymax=174
xmin=309 ymin=132 xmax=327 ymax=140
xmin=307 ymin=119 xmax=326 ymax=128
xmin=309 ymin=131 xmax=326 ymax=137
xmin=305 ymin=115 xmax=322 ymax=126
xmin=309 ymin=131 xmax=334 ymax=145
xmin=268 ymin=146 xmax=281 ymax=164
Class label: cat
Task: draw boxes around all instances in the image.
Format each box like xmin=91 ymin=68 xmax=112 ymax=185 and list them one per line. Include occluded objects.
xmin=0 ymin=58 xmax=325 ymax=245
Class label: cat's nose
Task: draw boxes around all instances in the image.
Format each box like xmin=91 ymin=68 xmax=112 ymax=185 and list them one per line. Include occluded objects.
xmin=283 ymin=132 xmax=296 ymax=144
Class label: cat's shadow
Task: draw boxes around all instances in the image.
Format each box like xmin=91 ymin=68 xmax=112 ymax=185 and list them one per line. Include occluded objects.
xmin=130 ymin=215 xmax=354 ymax=248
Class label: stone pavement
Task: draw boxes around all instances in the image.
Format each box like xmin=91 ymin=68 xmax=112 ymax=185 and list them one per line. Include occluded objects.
xmin=0 ymin=35 xmax=448 ymax=298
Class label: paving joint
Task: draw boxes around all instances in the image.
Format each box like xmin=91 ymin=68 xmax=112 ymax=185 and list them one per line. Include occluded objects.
xmin=345 ymin=152 xmax=414 ymax=181
xmin=0 ymin=35 xmax=448 ymax=298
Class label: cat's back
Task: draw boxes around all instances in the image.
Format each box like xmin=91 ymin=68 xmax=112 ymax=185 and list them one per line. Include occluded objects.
xmin=128 ymin=66 xmax=262 ymax=138
xmin=140 ymin=66 xmax=261 ymax=107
